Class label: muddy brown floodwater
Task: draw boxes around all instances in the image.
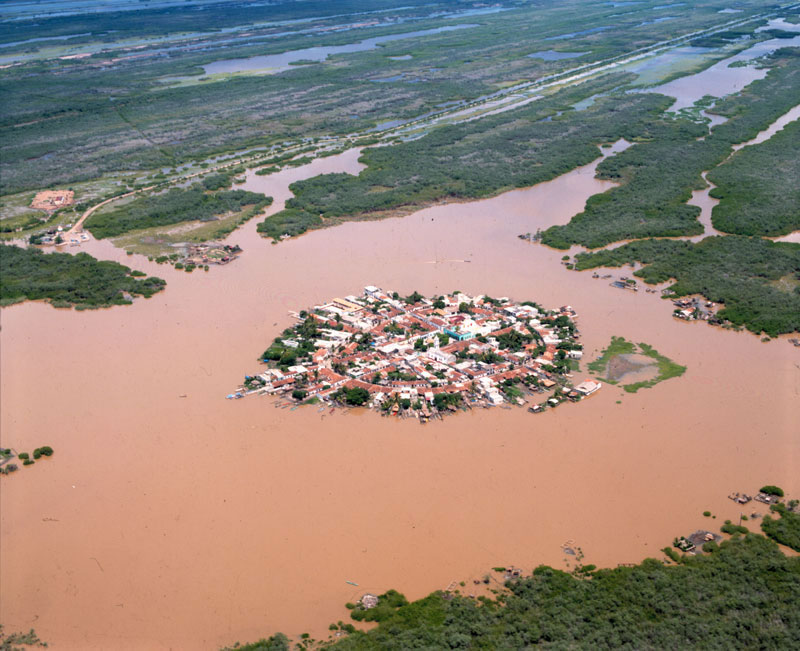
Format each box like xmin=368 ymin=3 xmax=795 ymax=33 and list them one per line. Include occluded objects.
xmin=2 ymin=147 xmax=799 ymax=650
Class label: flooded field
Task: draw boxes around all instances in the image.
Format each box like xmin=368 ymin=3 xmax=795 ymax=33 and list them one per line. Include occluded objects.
xmin=2 ymin=143 xmax=799 ymax=650
xmin=647 ymin=22 xmax=800 ymax=110
xmin=202 ymin=24 xmax=476 ymax=75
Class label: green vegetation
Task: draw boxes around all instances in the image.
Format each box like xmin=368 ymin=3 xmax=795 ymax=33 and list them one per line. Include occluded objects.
xmin=2 ymin=0 xmax=773 ymax=197
xmin=258 ymin=80 xmax=664 ymax=239
xmin=350 ymin=590 xmax=409 ymax=622
xmin=721 ymin=520 xmax=749 ymax=535
xmin=220 ymin=633 xmax=290 ymax=651
xmin=542 ymin=49 xmax=800 ymax=249
xmin=575 ymin=236 xmax=800 ymax=336
xmin=0 ymin=626 xmax=46 ymax=649
xmin=332 ymin=387 xmax=371 ymax=406
xmin=625 ymin=343 xmax=687 ymax=393
xmin=587 ymin=336 xmax=635 ymax=374
xmin=708 ymin=117 xmax=800 ymax=236
xmin=0 ymin=244 xmax=165 ymax=308
xmin=760 ymin=485 xmax=785 ymax=497
xmin=761 ymin=504 xmax=800 ymax=552
xmin=234 ymin=533 xmax=800 ymax=649
xmin=587 ymin=336 xmax=685 ymax=392
xmin=32 ymin=447 xmax=53 ymax=460
xmin=86 ymin=186 xmax=271 ymax=239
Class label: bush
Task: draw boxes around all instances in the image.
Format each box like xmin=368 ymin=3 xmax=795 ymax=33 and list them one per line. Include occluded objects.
xmin=721 ymin=522 xmax=748 ymax=535
xmin=761 ymin=504 xmax=800 ymax=551
xmin=351 ymin=590 xmax=409 ymax=622
xmin=760 ymin=485 xmax=784 ymax=497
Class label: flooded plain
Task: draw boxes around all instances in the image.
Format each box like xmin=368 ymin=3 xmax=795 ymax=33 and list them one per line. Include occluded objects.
xmin=2 ymin=143 xmax=799 ymax=651
xmin=648 ymin=23 xmax=800 ymax=110
xmin=202 ymin=24 xmax=476 ymax=75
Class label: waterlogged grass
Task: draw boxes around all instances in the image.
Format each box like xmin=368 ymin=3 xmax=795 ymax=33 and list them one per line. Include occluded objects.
xmin=625 ymin=342 xmax=687 ymax=392
xmin=1 ymin=1 xmax=780 ymax=195
xmin=587 ymin=336 xmax=635 ymax=379
xmin=110 ymin=201 xmax=269 ymax=257
xmin=588 ymin=336 xmax=686 ymax=392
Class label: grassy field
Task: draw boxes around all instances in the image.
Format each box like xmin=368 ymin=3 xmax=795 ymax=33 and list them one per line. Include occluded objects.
xmin=109 ymin=201 xmax=270 ymax=257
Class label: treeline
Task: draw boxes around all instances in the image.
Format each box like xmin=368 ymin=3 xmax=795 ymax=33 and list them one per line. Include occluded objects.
xmin=0 ymin=244 xmax=165 ymax=308
xmin=258 ymin=73 xmax=657 ymax=238
xmin=574 ymin=236 xmax=800 ymax=336
xmin=232 ymin=533 xmax=800 ymax=650
xmin=541 ymin=48 xmax=800 ymax=248
xmin=708 ymin=117 xmax=800 ymax=236
xmin=86 ymin=186 xmax=271 ymax=238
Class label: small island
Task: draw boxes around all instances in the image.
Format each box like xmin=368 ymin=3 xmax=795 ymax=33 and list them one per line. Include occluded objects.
xmin=230 ymin=287 xmax=603 ymax=420
xmin=588 ymin=336 xmax=686 ymax=393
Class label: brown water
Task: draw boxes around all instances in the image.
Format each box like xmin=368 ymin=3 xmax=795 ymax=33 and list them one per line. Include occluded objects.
xmin=2 ymin=147 xmax=799 ymax=650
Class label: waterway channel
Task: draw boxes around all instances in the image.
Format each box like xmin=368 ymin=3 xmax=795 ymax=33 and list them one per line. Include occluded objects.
xmin=2 ymin=142 xmax=798 ymax=649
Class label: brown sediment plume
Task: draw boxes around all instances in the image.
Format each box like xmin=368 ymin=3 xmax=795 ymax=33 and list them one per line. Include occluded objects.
xmin=2 ymin=148 xmax=798 ymax=650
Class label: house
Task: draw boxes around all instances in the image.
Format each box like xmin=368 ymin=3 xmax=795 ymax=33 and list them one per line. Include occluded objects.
xmin=575 ymin=380 xmax=601 ymax=396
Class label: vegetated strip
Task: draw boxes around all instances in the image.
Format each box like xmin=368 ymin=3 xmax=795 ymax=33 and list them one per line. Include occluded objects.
xmin=540 ymin=48 xmax=800 ymax=249
xmin=85 ymin=185 xmax=272 ymax=239
xmin=226 ymin=531 xmax=800 ymax=650
xmin=575 ymin=236 xmax=800 ymax=336
xmin=0 ymin=244 xmax=165 ymax=309
xmin=707 ymin=115 xmax=800 ymax=237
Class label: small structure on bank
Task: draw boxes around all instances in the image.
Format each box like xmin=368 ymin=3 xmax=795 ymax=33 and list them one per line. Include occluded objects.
xmin=31 ymin=190 xmax=74 ymax=212
xmin=360 ymin=594 xmax=379 ymax=610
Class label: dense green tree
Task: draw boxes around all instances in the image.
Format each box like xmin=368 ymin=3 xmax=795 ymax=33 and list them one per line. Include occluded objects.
xmin=0 ymin=244 xmax=165 ymax=308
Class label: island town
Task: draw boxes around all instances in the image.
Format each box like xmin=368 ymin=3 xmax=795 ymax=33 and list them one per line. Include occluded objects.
xmin=229 ymin=287 xmax=602 ymax=421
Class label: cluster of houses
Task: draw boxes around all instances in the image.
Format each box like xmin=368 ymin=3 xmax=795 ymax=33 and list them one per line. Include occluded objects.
xmin=672 ymin=297 xmax=717 ymax=322
xmin=230 ymin=286 xmax=602 ymax=420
